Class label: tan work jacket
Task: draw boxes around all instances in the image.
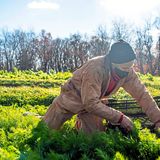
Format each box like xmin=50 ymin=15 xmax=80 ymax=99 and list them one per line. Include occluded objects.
xmin=59 ymin=55 xmax=160 ymax=124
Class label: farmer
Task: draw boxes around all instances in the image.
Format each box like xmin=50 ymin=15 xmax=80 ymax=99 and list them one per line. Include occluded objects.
xmin=43 ymin=40 xmax=160 ymax=134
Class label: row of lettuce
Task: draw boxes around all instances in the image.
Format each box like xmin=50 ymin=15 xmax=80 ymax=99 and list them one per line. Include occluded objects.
xmin=0 ymin=69 xmax=72 ymax=88
xmin=0 ymin=70 xmax=160 ymax=106
xmin=1 ymin=69 xmax=160 ymax=89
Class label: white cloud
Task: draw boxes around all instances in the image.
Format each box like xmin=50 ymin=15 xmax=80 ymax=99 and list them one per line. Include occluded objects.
xmin=27 ymin=1 xmax=60 ymax=10
xmin=98 ymin=0 xmax=160 ymax=22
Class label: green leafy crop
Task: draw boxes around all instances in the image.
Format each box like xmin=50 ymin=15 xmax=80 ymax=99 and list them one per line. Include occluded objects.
xmin=0 ymin=71 xmax=159 ymax=159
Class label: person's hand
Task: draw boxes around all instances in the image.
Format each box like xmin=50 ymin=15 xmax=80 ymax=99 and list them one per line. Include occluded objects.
xmin=154 ymin=120 xmax=160 ymax=130
xmin=119 ymin=114 xmax=133 ymax=132
xmin=101 ymin=98 xmax=108 ymax=105
xmin=153 ymin=120 xmax=160 ymax=138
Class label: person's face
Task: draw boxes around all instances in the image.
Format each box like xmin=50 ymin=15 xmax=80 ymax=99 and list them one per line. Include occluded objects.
xmin=112 ymin=60 xmax=134 ymax=72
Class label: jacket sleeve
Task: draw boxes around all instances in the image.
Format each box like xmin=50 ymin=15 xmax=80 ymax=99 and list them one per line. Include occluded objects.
xmin=122 ymin=69 xmax=160 ymax=124
xmin=80 ymin=66 xmax=122 ymax=123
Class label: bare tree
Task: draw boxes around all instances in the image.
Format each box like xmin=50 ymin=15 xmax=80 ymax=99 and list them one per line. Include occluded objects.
xmin=0 ymin=37 xmax=4 ymax=70
xmin=153 ymin=17 xmax=160 ymax=75
xmin=50 ymin=38 xmax=63 ymax=72
xmin=96 ymin=25 xmax=111 ymax=55
xmin=1 ymin=29 xmax=18 ymax=71
xmin=134 ymin=29 xmax=146 ymax=74
xmin=143 ymin=21 xmax=155 ymax=74
xmin=89 ymin=26 xmax=110 ymax=58
xmin=14 ymin=30 xmax=37 ymax=70
xmin=111 ymin=19 xmax=132 ymax=43
xmin=36 ymin=30 xmax=53 ymax=72
xmin=68 ymin=34 xmax=82 ymax=69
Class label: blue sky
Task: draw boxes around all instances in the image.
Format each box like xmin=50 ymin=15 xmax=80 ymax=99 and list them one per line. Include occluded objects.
xmin=0 ymin=0 xmax=160 ymax=38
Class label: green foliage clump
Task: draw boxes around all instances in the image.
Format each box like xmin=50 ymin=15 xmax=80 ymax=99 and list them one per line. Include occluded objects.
xmin=24 ymin=120 xmax=159 ymax=160
xmin=0 ymin=86 xmax=60 ymax=106
xmin=0 ymin=69 xmax=72 ymax=88
xmin=138 ymin=128 xmax=160 ymax=160
xmin=0 ymin=106 xmax=40 ymax=159
xmin=0 ymin=108 xmax=159 ymax=160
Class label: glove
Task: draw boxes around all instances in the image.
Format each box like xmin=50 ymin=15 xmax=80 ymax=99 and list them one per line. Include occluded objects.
xmin=119 ymin=114 xmax=133 ymax=132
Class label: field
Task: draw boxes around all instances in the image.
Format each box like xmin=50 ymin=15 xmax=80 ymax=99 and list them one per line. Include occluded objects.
xmin=0 ymin=69 xmax=160 ymax=160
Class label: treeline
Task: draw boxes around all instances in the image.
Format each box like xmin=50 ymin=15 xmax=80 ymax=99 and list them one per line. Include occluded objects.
xmin=0 ymin=18 xmax=160 ymax=75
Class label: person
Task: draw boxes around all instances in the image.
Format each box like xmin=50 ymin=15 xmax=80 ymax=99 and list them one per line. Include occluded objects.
xmin=43 ymin=40 xmax=160 ymax=134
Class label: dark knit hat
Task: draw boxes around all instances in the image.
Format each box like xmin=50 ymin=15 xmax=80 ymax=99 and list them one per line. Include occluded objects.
xmin=108 ymin=39 xmax=136 ymax=64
